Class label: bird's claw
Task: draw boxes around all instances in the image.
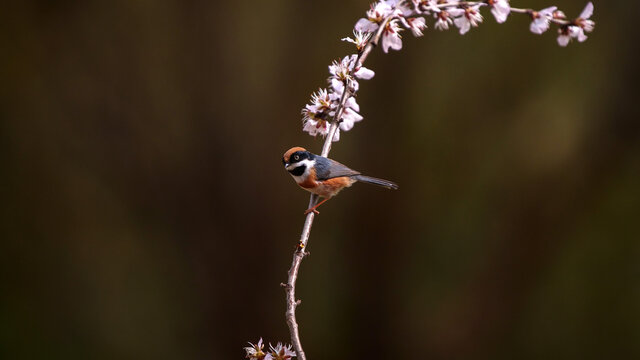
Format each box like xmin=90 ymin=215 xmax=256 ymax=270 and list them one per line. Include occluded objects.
xmin=303 ymin=208 xmax=320 ymax=215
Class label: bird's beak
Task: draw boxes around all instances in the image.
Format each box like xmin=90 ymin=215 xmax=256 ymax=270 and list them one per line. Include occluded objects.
xmin=284 ymin=162 xmax=290 ymax=169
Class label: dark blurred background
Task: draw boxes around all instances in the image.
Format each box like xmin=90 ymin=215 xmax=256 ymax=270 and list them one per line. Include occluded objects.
xmin=1 ymin=0 xmax=638 ymax=359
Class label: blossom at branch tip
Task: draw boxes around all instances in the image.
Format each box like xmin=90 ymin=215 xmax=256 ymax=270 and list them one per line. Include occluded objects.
xmin=265 ymin=343 xmax=296 ymax=360
xmin=342 ymin=31 xmax=372 ymax=51
xmin=245 ymin=338 xmax=266 ymax=360
xmin=529 ymin=6 xmax=557 ymax=34
xmin=299 ymin=0 xmax=596 ymax=144
xmin=557 ymin=2 xmax=594 ymax=47
xmin=488 ymin=0 xmax=511 ymax=24
xmin=454 ymin=5 xmax=483 ymax=35
xmin=381 ymin=19 xmax=403 ymax=53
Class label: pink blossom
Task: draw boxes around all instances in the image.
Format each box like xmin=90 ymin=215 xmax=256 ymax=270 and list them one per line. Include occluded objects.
xmin=338 ymin=95 xmax=364 ymax=132
xmin=434 ymin=8 xmax=464 ymax=31
xmin=328 ymin=57 xmax=354 ymax=93
xmin=354 ymin=66 xmax=375 ymax=80
xmin=575 ymin=2 xmax=595 ymax=39
xmin=529 ymin=6 xmax=557 ymax=34
xmin=381 ymin=20 xmax=403 ymax=53
xmin=454 ymin=5 xmax=483 ymax=35
xmin=340 ymin=107 xmax=363 ymax=131
xmin=244 ymin=338 xmax=267 ymax=360
xmin=265 ymin=343 xmax=296 ymax=360
xmin=557 ymin=2 xmax=594 ymax=46
xmin=488 ymin=0 xmax=511 ymax=24
xmin=355 ymin=1 xmax=396 ymax=33
xmin=403 ymin=16 xmax=427 ymax=37
xmin=302 ymin=88 xmax=337 ymax=138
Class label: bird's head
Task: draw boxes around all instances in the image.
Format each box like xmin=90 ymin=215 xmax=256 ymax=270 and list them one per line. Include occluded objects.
xmin=282 ymin=147 xmax=315 ymax=177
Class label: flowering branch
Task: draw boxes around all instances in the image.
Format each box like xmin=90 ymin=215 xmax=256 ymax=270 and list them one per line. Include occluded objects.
xmin=301 ymin=0 xmax=595 ymax=144
xmin=246 ymin=1 xmax=595 ymax=359
xmin=281 ymin=13 xmax=396 ymax=360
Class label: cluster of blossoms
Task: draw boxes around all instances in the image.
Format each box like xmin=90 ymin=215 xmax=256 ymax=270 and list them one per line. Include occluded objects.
xmin=301 ymin=54 xmax=374 ymax=142
xmin=244 ymin=339 xmax=296 ymax=360
xmin=354 ymin=0 xmax=595 ymax=48
xmin=300 ymin=0 xmax=595 ymax=142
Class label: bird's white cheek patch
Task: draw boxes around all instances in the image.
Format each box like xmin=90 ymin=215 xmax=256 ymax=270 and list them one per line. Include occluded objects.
xmin=288 ymin=159 xmax=315 ymax=183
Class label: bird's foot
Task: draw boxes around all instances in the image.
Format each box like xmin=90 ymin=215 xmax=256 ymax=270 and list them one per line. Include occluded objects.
xmin=304 ymin=208 xmax=320 ymax=215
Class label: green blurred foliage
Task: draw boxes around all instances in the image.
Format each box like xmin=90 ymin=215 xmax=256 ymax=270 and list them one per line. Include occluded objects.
xmin=1 ymin=1 xmax=638 ymax=359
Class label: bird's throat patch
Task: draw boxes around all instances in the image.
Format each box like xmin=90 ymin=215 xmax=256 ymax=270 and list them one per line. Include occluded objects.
xmin=289 ymin=165 xmax=306 ymax=177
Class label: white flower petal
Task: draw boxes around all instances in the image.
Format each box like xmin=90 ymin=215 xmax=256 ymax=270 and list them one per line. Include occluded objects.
xmin=355 ymin=18 xmax=379 ymax=32
xmin=382 ymin=32 xmax=403 ymax=53
xmin=332 ymin=128 xmax=341 ymax=142
xmin=384 ymin=0 xmax=400 ymax=7
xmin=408 ymin=17 xmax=427 ymax=37
xmin=373 ymin=2 xmax=394 ymax=18
xmin=577 ymin=29 xmax=588 ymax=42
xmin=340 ymin=120 xmax=354 ymax=131
xmin=557 ymin=34 xmax=570 ymax=47
xmin=491 ymin=1 xmax=510 ymax=24
xmin=568 ymin=26 xmax=581 ymax=37
xmin=454 ymin=17 xmax=470 ymax=35
xmin=354 ymin=67 xmax=375 ymax=80
xmin=435 ymin=15 xmax=452 ymax=31
xmin=331 ymin=78 xmax=344 ymax=93
xmin=447 ymin=8 xmax=465 ymax=17
xmin=580 ymin=2 xmax=594 ymax=20
xmin=530 ymin=19 xmax=549 ymax=34
xmin=346 ymin=96 xmax=360 ymax=112
xmin=342 ymin=108 xmax=363 ymax=124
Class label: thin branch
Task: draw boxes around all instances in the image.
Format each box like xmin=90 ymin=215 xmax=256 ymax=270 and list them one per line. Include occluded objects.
xmin=433 ymin=2 xmax=571 ymax=26
xmin=283 ymin=14 xmax=395 ymax=360
xmin=282 ymin=0 xmax=592 ymax=357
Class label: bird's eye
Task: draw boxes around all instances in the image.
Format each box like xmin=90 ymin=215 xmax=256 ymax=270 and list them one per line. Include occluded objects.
xmin=294 ymin=154 xmax=300 ymax=161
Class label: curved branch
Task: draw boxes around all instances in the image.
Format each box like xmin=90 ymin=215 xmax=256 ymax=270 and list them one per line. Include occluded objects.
xmin=282 ymin=14 xmax=394 ymax=360
xmin=282 ymin=0 xmax=587 ymax=356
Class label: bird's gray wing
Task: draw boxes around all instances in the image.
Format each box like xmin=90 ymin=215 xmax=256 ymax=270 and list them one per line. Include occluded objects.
xmin=314 ymin=156 xmax=360 ymax=180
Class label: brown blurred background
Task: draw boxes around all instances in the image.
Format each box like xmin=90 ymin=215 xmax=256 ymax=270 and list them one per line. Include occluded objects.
xmin=1 ymin=0 xmax=638 ymax=359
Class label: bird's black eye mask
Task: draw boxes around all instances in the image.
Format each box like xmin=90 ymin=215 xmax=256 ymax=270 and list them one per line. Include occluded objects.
xmin=289 ymin=151 xmax=312 ymax=164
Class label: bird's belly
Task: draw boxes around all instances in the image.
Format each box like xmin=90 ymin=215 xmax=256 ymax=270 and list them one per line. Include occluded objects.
xmin=299 ymin=176 xmax=356 ymax=198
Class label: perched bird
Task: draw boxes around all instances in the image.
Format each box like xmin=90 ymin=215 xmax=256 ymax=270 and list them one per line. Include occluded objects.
xmin=282 ymin=147 xmax=398 ymax=214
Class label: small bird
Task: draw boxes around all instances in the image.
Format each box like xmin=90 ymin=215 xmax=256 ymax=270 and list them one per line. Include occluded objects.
xmin=282 ymin=147 xmax=398 ymax=214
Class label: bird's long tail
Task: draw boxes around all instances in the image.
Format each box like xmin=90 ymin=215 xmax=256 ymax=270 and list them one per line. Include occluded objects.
xmin=353 ymin=175 xmax=399 ymax=190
